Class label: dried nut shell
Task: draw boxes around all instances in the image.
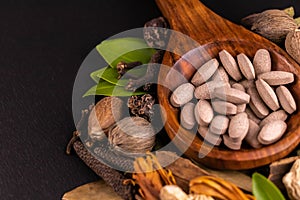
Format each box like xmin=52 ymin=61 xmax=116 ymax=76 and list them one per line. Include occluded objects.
xmin=260 ymin=110 xmax=288 ymax=127
xmin=170 ymin=83 xmax=195 ymax=107
xmin=211 ymin=66 xmax=230 ymax=83
xmin=194 ymin=100 xmax=214 ymax=126
xmin=256 ymin=79 xmax=280 ymax=111
xmin=237 ymin=53 xmax=256 ymax=80
xmin=211 ymin=100 xmax=237 ymax=115
xmin=88 ymin=97 xmax=125 ymax=141
xmin=247 ymin=87 xmax=270 ymax=119
xmin=209 ymin=115 xmax=230 ymax=135
xmin=223 ymin=134 xmax=242 ymax=150
xmin=191 ymin=58 xmax=219 ymax=86
xmin=219 ymin=50 xmax=243 ymax=81
xmin=228 ymin=112 xmax=249 ymax=141
xmin=258 ymin=120 xmax=287 ymax=145
xmin=282 ymin=159 xmax=300 ymax=200
xmin=258 ymin=71 xmax=294 ymax=86
xmin=276 ymin=86 xmax=297 ymax=114
xmin=285 ymin=29 xmax=300 ymax=64
xmin=245 ymin=119 xmax=263 ymax=149
xmin=181 ymin=102 xmax=196 ymax=130
xmin=251 ymin=9 xmax=297 ymax=43
xmin=108 ymin=117 xmax=155 ymax=155
xmin=253 ymin=49 xmax=271 ymax=75
xmin=194 ymin=81 xmax=230 ymax=100
xmin=245 ymin=107 xmax=262 ymax=124
xmin=198 ymin=126 xmax=222 ymax=146
xmin=214 ymin=87 xmax=250 ymax=104
xmin=159 ymin=185 xmax=188 ymax=200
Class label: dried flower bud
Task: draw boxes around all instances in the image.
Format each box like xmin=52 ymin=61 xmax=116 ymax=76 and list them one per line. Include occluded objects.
xmin=285 ymin=29 xmax=300 ymax=64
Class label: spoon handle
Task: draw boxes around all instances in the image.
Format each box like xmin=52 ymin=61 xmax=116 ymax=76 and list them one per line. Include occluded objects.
xmin=155 ymin=0 xmax=259 ymax=44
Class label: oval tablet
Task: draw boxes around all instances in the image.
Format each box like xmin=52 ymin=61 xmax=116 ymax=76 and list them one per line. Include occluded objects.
xmin=194 ymin=100 xmax=214 ymax=126
xmin=211 ymin=100 xmax=237 ymax=115
xmin=228 ymin=112 xmax=249 ymax=141
xmin=276 ymin=86 xmax=297 ymax=114
xmin=258 ymin=120 xmax=287 ymax=145
xmin=170 ymin=83 xmax=195 ymax=107
xmin=256 ymin=79 xmax=280 ymax=111
xmin=260 ymin=110 xmax=288 ymax=127
xmin=180 ymin=102 xmax=196 ymax=130
xmin=245 ymin=119 xmax=262 ymax=149
xmin=191 ymin=58 xmax=219 ymax=86
xmin=258 ymin=71 xmax=294 ymax=86
xmin=214 ymin=87 xmax=250 ymax=104
xmin=198 ymin=126 xmax=222 ymax=146
xmin=219 ymin=49 xmax=242 ymax=81
xmin=247 ymin=87 xmax=269 ymax=119
xmin=237 ymin=53 xmax=256 ymax=80
xmin=253 ymin=49 xmax=271 ymax=75
xmin=209 ymin=115 xmax=230 ymax=135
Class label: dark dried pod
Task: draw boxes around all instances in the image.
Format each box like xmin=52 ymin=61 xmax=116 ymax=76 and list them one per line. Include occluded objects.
xmin=108 ymin=117 xmax=155 ymax=156
xmin=250 ymin=9 xmax=298 ymax=43
xmin=88 ymin=97 xmax=126 ymax=141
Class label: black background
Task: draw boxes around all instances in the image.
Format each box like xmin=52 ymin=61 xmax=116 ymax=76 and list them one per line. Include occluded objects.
xmin=0 ymin=1 xmax=299 ymax=199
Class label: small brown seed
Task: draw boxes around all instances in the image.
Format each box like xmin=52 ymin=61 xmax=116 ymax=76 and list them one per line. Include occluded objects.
xmin=260 ymin=110 xmax=288 ymax=127
xmin=253 ymin=49 xmax=272 ymax=75
xmin=194 ymin=100 xmax=214 ymax=126
xmin=247 ymin=87 xmax=270 ymax=119
xmin=170 ymin=83 xmax=195 ymax=107
xmin=198 ymin=126 xmax=222 ymax=146
xmin=180 ymin=102 xmax=196 ymax=130
xmin=258 ymin=120 xmax=287 ymax=145
xmin=191 ymin=58 xmax=219 ymax=86
xmin=214 ymin=87 xmax=250 ymax=104
xmin=211 ymin=100 xmax=237 ymax=115
xmin=258 ymin=71 xmax=294 ymax=86
xmin=237 ymin=53 xmax=256 ymax=80
xmin=194 ymin=81 xmax=230 ymax=99
xmin=219 ymin=49 xmax=243 ymax=81
xmin=209 ymin=115 xmax=230 ymax=135
xmin=245 ymin=119 xmax=262 ymax=149
xmin=228 ymin=112 xmax=249 ymax=141
xmin=276 ymin=86 xmax=297 ymax=114
xmin=256 ymin=79 xmax=280 ymax=111
xmin=245 ymin=107 xmax=262 ymax=124
xmin=223 ymin=134 xmax=242 ymax=150
xmin=211 ymin=66 xmax=230 ymax=83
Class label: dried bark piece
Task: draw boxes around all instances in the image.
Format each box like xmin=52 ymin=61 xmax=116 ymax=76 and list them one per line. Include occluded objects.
xmin=62 ymin=180 xmax=122 ymax=200
xmin=256 ymin=79 xmax=280 ymax=111
xmin=258 ymin=71 xmax=294 ymax=86
xmin=214 ymin=87 xmax=250 ymax=104
xmin=253 ymin=49 xmax=271 ymax=75
xmin=211 ymin=100 xmax=237 ymax=115
xmin=245 ymin=119 xmax=262 ymax=149
xmin=219 ymin=50 xmax=242 ymax=81
xmin=247 ymin=87 xmax=269 ymax=119
xmin=170 ymin=83 xmax=195 ymax=107
xmin=269 ymin=156 xmax=300 ymax=190
xmin=260 ymin=110 xmax=288 ymax=127
xmin=191 ymin=58 xmax=219 ymax=86
xmin=211 ymin=66 xmax=230 ymax=83
xmin=237 ymin=53 xmax=256 ymax=80
xmin=198 ymin=126 xmax=222 ymax=146
xmin=194 ymin=100 xmax=214 ymax=126
xmin=258 ymin=120 xmax=287 ymax=145
xmin=228 ymin=112 xmax=249 ymax=141
xmin=209 ymin=115 xmax=230 ymax=135
xmin=276 ymin=86 xmax=297 ymax=114
xmin=181 ymin=102 xmax=196 ymax=130
xmin=194 ymin=81 xmax=230 ymax=100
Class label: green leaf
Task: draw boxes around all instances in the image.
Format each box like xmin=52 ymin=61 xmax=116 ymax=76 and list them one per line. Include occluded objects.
xmin=96 ymin=37 xmax=156 ymax=67
xmin=83 ymin=79 xmax=146 ymax=97
xmin=90 ymin=68 xmax=105 ymax=83
xmin=252 ymin=173 xmax=286 ymax=200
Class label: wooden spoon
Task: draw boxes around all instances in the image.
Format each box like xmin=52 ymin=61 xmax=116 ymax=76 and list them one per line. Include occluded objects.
xmin=156 ymin=0 xmax=300 ymax=170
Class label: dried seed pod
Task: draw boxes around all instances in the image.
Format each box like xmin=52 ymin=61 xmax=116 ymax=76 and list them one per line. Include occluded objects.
xmin=285 ymin=29 xmax=300 ymax=64
xmin=250 ymin=9 xmax=297 ymax=43
xmin=88 ymin=97 xmax=125 ymax=141
xmin=108 ymin=117 xmax=155 ymax=156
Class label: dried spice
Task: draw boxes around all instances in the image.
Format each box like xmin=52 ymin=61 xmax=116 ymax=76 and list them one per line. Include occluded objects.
xmin=127 ymin=153 xmax=176 ymax=200
xmin=127 ymin=94 xmax=155 ymax=121
xmin=108 ymin=117 xmax=156 ymax=156
xmin=283 ymin=159 xmax=300 ymax=200
xmin=241 ymin=9 xmax=298 ymax=43
xmin=117 ymin=61 xmax=142 ymax=79
xmin=285 ymin=28 xmax=300 ymax=64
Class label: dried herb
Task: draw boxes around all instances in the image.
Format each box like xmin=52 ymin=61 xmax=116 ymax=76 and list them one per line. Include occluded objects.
xmin=127 ymin=94 xmax=155 ymax=121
